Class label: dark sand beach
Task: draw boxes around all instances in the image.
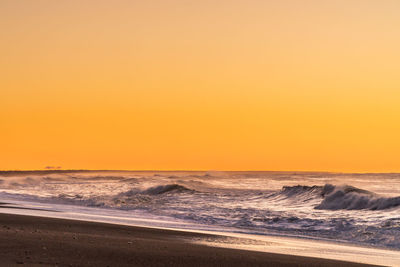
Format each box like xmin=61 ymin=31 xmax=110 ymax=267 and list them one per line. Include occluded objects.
xmin=0 ymin=213 xmax=377 ymax=267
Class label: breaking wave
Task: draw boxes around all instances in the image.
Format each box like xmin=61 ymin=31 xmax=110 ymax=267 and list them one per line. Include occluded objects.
xmin=316 ymin=184 xmax=400 ymax=210
xmin=277 ymin=184 xmax=400 ymax=210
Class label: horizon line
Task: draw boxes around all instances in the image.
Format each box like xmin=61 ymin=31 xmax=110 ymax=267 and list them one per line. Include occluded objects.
xmin=1 ymin=169 xmax=400 ymax=174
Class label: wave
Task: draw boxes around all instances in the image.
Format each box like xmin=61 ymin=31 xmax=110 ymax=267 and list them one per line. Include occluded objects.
xmin=265 ymin=185 xmax=324 ymax=204
xmin=280 ymin=185 xmax=324 ymax=197
xmin=141 ymin=184 xmax=194 ymax=195
xmin=113 ymin=184 xmax=195 ymax=199
xmin=316 ymin=184 xmax=400 ymax=210
xmin=275 ymin=184 xmax=400 ymax=210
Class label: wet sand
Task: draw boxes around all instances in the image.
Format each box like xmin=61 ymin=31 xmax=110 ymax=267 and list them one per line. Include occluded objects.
xmin=0 ymin=213 xmax=377 ymax=266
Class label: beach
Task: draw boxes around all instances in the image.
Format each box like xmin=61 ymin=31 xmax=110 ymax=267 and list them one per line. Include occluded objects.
xmin=0 ymin=213 xmax=376 ymax=267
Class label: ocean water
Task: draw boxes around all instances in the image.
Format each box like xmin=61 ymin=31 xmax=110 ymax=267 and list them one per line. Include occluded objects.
xmin=1 ymin=171 xmax=400 ymax=250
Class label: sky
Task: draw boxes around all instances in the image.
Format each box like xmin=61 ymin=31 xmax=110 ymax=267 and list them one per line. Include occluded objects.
xmin=1 ymin=0 xmax=400 ymax=172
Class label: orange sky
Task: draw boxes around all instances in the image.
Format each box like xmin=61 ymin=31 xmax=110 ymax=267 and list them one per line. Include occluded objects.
xmin=1 ymin=0 xmax=400 ymax=172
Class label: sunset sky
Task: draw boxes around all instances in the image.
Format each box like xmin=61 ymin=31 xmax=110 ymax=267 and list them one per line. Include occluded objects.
xmin=1 ymin=1 xmax=400 ymax=172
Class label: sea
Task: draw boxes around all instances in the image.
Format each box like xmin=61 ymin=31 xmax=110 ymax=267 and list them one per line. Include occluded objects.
xmin=1 ymin=170 xmax=400 ymax=251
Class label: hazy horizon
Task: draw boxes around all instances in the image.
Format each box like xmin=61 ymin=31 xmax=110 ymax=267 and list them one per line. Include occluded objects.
xmin=2 ymin=169 xmax=400 ymax=175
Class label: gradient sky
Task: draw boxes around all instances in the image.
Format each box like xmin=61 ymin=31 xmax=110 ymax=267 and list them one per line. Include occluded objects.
xmin=1 ymin=0 xmax=400 ymax=172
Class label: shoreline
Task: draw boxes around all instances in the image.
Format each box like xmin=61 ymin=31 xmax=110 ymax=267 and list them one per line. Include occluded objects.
xmin=0 ymin=213 xmax=379 ymax=267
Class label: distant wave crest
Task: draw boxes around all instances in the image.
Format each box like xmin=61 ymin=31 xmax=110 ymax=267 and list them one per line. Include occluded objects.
xmin=141 ymin=184 xmax=194 ymax=195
